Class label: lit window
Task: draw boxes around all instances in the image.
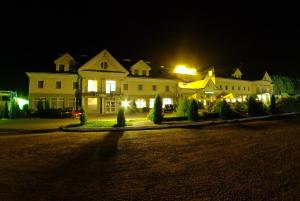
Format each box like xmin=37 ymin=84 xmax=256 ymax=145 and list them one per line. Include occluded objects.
xmin=152 ymin=85 xmax=157 ymax=91
xmin=123 ymin=84 xmax=128 ymax=90
xmin=88 ymin=98 xmax=97 ymax=110
xmin=163 ymin=98 xmax=173 ymax=108
xmin=56 ymin=81 xmax=61 ymax=89
xmin=208 ymin=70 xmax=213 ymax=76
xmin=138 ymin=84 xmax=143 ymax=91
xmin=106 ymin=80 xmax=116 ymax=94
xmin=166 ymin=85 xmax=170 ymax=91
xmin=149 ymin=98 xmax=155 ymax=108
xmin=136 ymin=99 xmax=146 ymax=108
xmin=100 ymin=62 xmax=108 ymax=69
xmin=88 ymin=80 xmax=98 ymax=92
xmin=38 ymin=81 xmax=44 ymax=88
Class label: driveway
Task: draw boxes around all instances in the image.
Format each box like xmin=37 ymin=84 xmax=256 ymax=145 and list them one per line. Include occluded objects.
xmin=0 ymin=116 xmax=299 ymax=200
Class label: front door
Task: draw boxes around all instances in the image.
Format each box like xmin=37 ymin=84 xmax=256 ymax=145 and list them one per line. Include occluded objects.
xmin=105 ymin=99 xmax=116 ymax=113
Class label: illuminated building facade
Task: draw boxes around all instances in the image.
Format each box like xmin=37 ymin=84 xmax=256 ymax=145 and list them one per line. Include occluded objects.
xmin=26 ymin=50 xmax=273 ymax=114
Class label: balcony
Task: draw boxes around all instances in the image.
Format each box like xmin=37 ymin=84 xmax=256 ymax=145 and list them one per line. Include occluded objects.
xmin=81 ymin=89 xmax=121 ymax=97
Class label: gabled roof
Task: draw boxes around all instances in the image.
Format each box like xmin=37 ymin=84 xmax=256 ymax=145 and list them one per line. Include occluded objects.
xmin=54 ymin=53 xmax=74 ymax=64
xmin=232 ymin=68 xmax=243 ymax=78
xmin=78 ymin=49 xmax=129 ymax=74
xmin=262 ymin=71 xmax=272 ymax=82
xmin=130 ymin=60 xmax=151 ymax=71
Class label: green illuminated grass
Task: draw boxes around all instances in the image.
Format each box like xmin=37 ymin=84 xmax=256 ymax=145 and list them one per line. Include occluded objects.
xmin=67 ymin=119 xmax=145 ymax=128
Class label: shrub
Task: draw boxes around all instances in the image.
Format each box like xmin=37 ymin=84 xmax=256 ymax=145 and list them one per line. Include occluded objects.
xmin=208 ymin=99 xmax=222 ymax=113
xmin=176 ymin=96 xmax=189 ymax=117
xmin=197 ymin=101 xmax=204 ymax=110
xmin=10 ymin=100 xmax=21 ymax=119
xmin=247 ymin=96 xmax=267 ymax=116
xmin=3 ymin=102 xmax=9 ymax=119
xmin=37 ymin=99 xmax=44 ymax=116
xmin=269 ymin=94 xmax=277 ymax=114
xmin=149 ymin=95 xmax=163 ymax=124
xmin=142 ymin=107 xmax=150 ymax=113
xmin=80 ymin=107 xmax=88 ymax=124
xmin=219 ymin=100 xmax=234 ymax=119
xmin=277 ymin=97 xmax=300 ymax=113
xmin=233 ymin=101 xmax=248 ymax=115
xmin=188 ymin=99 xmax=198 ymax=121
xmin=22 ymin=104 xmax=29 ymax=117
xmin=116 ymin=107 xmax=126 ymax=127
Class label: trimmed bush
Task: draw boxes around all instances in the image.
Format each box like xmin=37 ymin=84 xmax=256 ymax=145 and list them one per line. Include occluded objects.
xmin=80 ymin=107 xmax=88 ymax=124
xmin=247 ymin=96 xmax=267 ymax=116
xmin=269 ymin=94 xmax=277 ymax=114
xmin=219 ymin=100 xmax=234 ymax=119
xmin=37 ymin=99 xmax=43 ymax=116
xmin=233 ymin=101 xmax=248 ymax=115
xmin=188 ymin=99 xmax=198 ymax=121
xmin=208 ymin=99 xmax=222 ymax=113
xmin=142 ymin=107 xmax=150 ymax=113
xmin=116 ymin=107 xmax=126 ymax=127
xmin=3 ymin=102 xmax=9 ymax=119
xmin=176 ymin=96 xmax=189 ymax=117
xmin=149 ymin=95 xmax=163 ymax=124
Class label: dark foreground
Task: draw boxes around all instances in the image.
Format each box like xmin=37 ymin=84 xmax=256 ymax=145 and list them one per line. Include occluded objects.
xmin=0 ymin=117 xmax=300 ymax=201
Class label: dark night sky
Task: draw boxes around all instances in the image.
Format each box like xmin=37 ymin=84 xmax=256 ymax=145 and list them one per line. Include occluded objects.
xmin=1 ymin=2 xmax=300 ymax=96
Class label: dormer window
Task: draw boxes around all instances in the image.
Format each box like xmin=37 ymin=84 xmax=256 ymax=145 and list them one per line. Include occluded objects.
xmin=59 ymin=64 xmax=64 ymax=71
xmin=100 ymin=62 xmax=108 ymax=69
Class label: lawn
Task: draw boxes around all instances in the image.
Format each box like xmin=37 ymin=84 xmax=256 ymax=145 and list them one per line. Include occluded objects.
xmin=0 ymin=116 xmax=300 ymax=200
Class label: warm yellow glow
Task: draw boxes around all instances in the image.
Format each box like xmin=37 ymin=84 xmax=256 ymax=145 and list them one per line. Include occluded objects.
xmin=174 ymin=65 xmax=197 ymax=75
xmin=208 ymin=70 xmax=213 ymax=76
xmin=121 ymin=100 xmax=130 ymax=108
xmin=136 ymin=99 xmax=146 ymax=108
xmin=16 ymin=98 xmax=29 ymax=109
xmin=88 ymin=80 xmax=98 ymax=92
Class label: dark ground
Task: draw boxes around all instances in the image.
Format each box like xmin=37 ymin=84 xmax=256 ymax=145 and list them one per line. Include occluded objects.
xmin=0 ymin=117 xmax=300 ymax=201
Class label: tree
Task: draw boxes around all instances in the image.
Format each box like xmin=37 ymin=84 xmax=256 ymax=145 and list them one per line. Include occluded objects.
xmin=269 ymin=94 xmax=277 ymax=114
xmin=37 ymin=99 xmax=44 ymax=116
xmin=176 ymin=96 xmax=189 ymax=117
xmin=219 ymin=100 xmax=233 ymax=119
xmin=248 ymin=96 xmax=266 ymax=116
xmin=116 ymin=107 xmax=126 ymax=127
xmin=188 ymin=99 xmax=198 ymax=121
xmin=3 ymin=102 xmax=10 ymax=119
xmin=80 ymin=107 xmax=88 ymax=124
xmin=149 ymin=95 xmax=163 ymax=124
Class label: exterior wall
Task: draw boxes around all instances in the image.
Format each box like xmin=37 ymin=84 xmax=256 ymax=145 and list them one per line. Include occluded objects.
xmin=27 ymin=73 xmax=78 ymax=110
xmin=26 ymin=50 xmax=274 ymax=114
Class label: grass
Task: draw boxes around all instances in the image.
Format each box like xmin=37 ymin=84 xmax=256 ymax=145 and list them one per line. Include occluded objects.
xmin=66 ymin=119 xmax=145 ymax=128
